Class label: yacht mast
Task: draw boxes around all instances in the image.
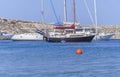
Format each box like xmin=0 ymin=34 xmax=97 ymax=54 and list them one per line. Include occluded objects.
xmin=64 ymin=0 xmax=67 ymax=22
xmin=41 ymin=0 xmax=44 ymax=23
xmin=94 ymin=0 xmax=98 ymax=34
xmin=73 ymin=0 xmax=76 ymax=25
xmin=72 ymin=0 xmax=76 ymax=34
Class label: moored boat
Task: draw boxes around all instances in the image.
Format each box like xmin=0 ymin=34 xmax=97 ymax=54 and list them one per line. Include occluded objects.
xmin=0 ymin=31 xmax=13 ymax=40
xmin=45 ymin=24 xmax=95 ymax=42
xmin=45 ymin=0 xmax=95 ymax=42
xmin=75 ymin=27 xmax=115 ymax=41
xmin=93 ymin=33 xmax=114 ymax=40
xmin=46 ymin=34 xmax=95 ymax=42
xmin=11 ymin=33 xmax=44 ymax=41
xmin=92 ymin=0 xmax=114 ymax=41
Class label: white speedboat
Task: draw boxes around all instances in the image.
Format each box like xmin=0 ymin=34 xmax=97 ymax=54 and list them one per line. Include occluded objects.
xmin=75 ymin=27 xmax=114 ymax=41
xmin=94 ymin=33 xmax=114 ymax=40
xmin=11 ymin=33 xmax=43 ymax=41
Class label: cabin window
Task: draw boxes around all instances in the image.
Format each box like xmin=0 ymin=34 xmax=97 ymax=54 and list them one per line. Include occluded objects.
xmin=65 ymin=30 xmax=74 ymax=33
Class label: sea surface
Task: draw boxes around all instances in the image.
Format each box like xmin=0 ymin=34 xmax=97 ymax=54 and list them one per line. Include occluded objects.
xmin=0 ymin=40 xmax=120 ymax=77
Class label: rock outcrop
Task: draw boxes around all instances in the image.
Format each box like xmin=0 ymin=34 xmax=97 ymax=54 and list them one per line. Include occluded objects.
xmin=0 ymin=18 xmax=54 ymax=35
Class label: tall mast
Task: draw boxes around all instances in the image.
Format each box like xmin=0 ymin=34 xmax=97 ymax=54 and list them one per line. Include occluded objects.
xmin=94 ymin=0 xmax=98 ymax=34
xmin=41 ymin=0 xmax=44 ymax=23
xmin=73 ymin=0 xmax=76 ymax=24
xmin=64 ymin=0 xmax=67 ymax=22
xmin=72 ymin=0 xmax=76 ymax=33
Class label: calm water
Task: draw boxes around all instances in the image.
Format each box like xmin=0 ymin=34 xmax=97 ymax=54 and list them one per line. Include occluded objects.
xmin=0 ymin=40 xmax=120 ymax=77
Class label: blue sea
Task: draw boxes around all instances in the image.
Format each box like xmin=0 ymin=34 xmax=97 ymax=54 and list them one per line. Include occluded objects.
xmin=0 ymin=40 xmax=120 ymax=77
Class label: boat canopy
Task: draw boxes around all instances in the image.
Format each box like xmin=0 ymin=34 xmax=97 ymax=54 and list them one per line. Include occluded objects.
xmin=54 ymin=24 xmax=75 ymax=29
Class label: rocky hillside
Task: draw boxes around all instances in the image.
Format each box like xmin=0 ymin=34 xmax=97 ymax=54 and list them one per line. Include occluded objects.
xmin=0 ymin=18 xmax=120 ymax=39
xmin=0 ymin=18 xmax=54 ymax=34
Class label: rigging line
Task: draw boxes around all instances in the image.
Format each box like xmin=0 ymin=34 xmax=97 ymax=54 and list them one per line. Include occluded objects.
xmin=41 ymin=0 xmax=46 ymax=29
xmin=83 ymin=0 xmax=94 ymax=24
xmin=73 ymin=0 xmax=76 ymax=24
xmin=41 ymin=0 xmax=44 ymax=23
xmin=49 ymin=0 xmax=59 ymax=23
xmin=64 ymin=0 xmax=67 ymax=22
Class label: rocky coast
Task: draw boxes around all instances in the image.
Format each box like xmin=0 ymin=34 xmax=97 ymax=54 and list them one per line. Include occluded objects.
xmin=0 ymin=18 xmax=120 ymax=39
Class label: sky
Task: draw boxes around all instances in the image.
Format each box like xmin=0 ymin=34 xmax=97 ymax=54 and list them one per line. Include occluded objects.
xmin=0 ymin=0 xmax=120 ymax=25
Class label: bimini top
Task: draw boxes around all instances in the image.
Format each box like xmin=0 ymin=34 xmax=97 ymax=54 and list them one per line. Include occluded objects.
xmin=54 ymin=24 xmax=75 ymax=29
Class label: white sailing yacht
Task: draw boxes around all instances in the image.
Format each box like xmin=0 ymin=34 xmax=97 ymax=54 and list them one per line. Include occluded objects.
xmin=93 ymin=0 xmax=114 ymax=40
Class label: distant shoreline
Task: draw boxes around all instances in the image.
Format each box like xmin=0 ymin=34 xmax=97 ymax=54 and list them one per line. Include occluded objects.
xmin=0 ymin=18 xmax=120 ymax=39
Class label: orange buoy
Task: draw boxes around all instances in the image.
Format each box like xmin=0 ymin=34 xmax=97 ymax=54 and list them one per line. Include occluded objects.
xmin=76 ymin=49 xmax=82 ymax=55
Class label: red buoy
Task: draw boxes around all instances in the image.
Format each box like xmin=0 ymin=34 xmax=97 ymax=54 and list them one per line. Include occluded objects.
xmin=76 ymin=49 xmax=82 ymax=55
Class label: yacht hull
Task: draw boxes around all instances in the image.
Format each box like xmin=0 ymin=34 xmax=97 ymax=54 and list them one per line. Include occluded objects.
xmin=46 ymin=35 xmax=95 ymax=42
xmin=94 ymin=33 xmax=114 ymax=40
xmin=11 ymin=33 xmax=44 ymax=41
